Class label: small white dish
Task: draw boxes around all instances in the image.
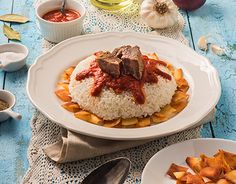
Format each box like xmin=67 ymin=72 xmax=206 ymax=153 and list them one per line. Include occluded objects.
xmin=0 ymin=43 xmax=28 ymax=72
xmin=0 ymin=90 xmax=22 ymax=122
xmin=141 ymin=138 xmax=236 ymax=184
xmin=36 ymin=0 xmax=86 ymax=43
xmin=27 ymin=32 xmax=221 ymax=140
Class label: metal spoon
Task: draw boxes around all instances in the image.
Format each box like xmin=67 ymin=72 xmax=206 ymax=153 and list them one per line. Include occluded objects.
xmin=81 ymin=157 xmax=131 ymax=184
xmin=60 ymin=0 xmax=66 ymax=14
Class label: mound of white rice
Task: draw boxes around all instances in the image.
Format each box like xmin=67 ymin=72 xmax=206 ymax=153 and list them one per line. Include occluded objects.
xmin=69 ymin=55 xmax=177 ymax=120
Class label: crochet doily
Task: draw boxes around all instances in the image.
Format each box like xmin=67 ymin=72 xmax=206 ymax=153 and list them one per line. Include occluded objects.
xmin=23 ymin=0 xmax=195 ymax=183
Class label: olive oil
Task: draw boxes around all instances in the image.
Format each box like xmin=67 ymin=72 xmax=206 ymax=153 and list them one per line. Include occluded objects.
xmin=91 ymin=0 xmax=133 ymax=10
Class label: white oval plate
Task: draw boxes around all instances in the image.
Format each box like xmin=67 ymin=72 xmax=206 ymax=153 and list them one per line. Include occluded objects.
xmin=141 ymin=138 xmax=236 ymax=184
xmin=27 ymin=32 xmax=221 ymax=140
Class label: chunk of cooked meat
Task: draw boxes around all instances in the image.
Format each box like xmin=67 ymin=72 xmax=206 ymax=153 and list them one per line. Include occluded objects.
xmin=112 ymin=45 xmax=132 ymax=58
xmin=120 ymin=46 xmax=144 ymax=80
xmin=97 ymin=46 xmax=144 ymax=80
xmin=96 ymin=52 xmax=122 ymax=78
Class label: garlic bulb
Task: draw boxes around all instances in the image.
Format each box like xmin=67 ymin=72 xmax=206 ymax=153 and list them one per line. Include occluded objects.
xmin=140 ymin=0 xmax=179 ymax=29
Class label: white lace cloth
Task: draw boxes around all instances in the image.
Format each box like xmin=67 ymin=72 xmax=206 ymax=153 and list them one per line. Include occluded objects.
xmin=22 ymin=0 xmax=197 ymax=183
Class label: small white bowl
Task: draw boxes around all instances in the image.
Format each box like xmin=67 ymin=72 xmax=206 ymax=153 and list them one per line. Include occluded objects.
xmin=0 ymin=90 xmax=22 ymax=122
xmin=0 ymin=43 xmax=28 ymax=72
xmin=36 ymin=0 xmax=86 ymax=43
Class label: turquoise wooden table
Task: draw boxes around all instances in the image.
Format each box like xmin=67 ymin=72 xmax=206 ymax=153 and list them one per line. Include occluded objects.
xmin=0 ymin=0 xmax=235 ymax=183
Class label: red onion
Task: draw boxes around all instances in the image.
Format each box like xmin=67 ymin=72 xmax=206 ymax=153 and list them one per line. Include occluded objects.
xmin=172 ymin=0 xmax=206 ymax=11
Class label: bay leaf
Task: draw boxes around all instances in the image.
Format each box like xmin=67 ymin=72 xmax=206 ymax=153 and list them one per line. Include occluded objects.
xmin=0 ymin=14 xmax=29 ymax=23
xmin=3 ymin=24 xmax=21 ymax=41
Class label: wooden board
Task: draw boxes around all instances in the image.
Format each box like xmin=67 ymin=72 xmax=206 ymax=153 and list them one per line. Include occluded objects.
xmin=3 ymin=0 xmax=236 ymax=182
xmin=0 ymin=0 xmax=41 ymax=183
xmin=188 ymin=0 xmax=236 ymax=140
xmin=181 ymin=10 xmax=213 ymax=138
xmin=0 ymin=0 xmax=12 ymax=89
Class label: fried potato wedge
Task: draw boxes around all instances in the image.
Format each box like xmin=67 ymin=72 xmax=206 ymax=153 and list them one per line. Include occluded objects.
xmin=121 ymin=118 xmax=138 ymax=126
xmin=57 ymin=82 xmax=69 ymax=91
xmin=199 ymin=167 xmax=223 ymax=181
xmin=74 ymin=111 xmax=103 ymax=124
xmin=186 ymin=173 xmax=205 ymax=184
xmin=180 ymin=173 xmax=189 ymax=182
xmin=74 ymin=110 xmax=91 ymax=120
xmin=137 ymin=117 xmax=151 ymax=127
xmin=179 ymin=85 xmax=189 ymax=93
xmin=177 ymin=78 xmax=189 ymax=92
xmin=216 ymin=151 xmax=232 ymax=173
xmin=174 ymin=172 xmax=187 ymax=180
xmin=65 ymin=66 xmax=75 ymax=76
xmin=176 ymin=78 xmax=189 ymax=87
xmin=60 ymin=72 xmax=70 ymax=83
xmin=167 ymin=64 xmax=175 ymax=74
xmin=186 ymin=157 xmax=204 ymax=173
xmin=174 ymin=69 xmax=183 ymax=81
xmin=218 ymin=150 xmax=236 ymax=170
xmin=167 ymin=163 xmax=188 ymax=179
xmin=172 ymin=91 xmax=189 ymax=103
xmin=224 ymin=170 xmax=236 ymax=184
xmin=59 ymin=66 xmax=75 ymax=83
xmin=90 ymin=114 xmax=103 ymax=124
xmin=171 ymin=98 xmax=188 ymax=113
xmin=201 ymin=153 xmax=231 ymax=173
xmin=62 ymin=102 xmax=80 ymax=112
xmin=103 ymin=119 xmax=121 ymax=128
xmin=160 ymin=104 xmax=177 ymax=115
xmin=217 ymin=179 xmax=231 ymax=184
xmin=151 ymin=114 xmax=166 ymax=124
xmin=55 ymin=89 xmax=72 ymax=102
xmin=153 ymin=105 xmax=177 ymax=123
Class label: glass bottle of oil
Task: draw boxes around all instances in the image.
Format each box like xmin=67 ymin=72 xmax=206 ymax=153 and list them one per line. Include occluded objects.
xmin=91 ymin=0 xmax=133 ymax=10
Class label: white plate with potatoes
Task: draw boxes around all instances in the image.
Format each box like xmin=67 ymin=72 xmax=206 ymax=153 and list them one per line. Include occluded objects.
xmin=27 ymin=32 xmax=221 ymax=140
xmin=141 ymin=138 xmax=236 ymax=184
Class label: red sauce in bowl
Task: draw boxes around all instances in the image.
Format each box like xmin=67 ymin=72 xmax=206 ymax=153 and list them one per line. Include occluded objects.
xmin=76 ymin=55 xmax=171 ymax=104
xmin=42 ymin=9 xmax=81 ymax=22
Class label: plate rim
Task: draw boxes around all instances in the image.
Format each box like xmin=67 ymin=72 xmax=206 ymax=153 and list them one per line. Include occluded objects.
xmin=26 ymin=32 xmax=221 ymax=140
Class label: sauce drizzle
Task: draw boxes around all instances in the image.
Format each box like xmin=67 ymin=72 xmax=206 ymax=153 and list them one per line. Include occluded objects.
xmin=76 ymin=55 xmax=171 ymax=104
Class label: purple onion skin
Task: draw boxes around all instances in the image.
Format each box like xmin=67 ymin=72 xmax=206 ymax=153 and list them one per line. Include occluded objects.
xmin=172 ymin=0 xmax=206 ymax=11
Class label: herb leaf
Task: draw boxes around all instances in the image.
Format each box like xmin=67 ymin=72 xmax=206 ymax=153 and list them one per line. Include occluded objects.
xmin=0 ymin=14 xmax=29 ymax=23
xmin=3 ymin=24 xmax=21 ymax=41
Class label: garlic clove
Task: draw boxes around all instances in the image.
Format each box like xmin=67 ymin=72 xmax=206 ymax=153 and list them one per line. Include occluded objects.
xmin=197 ymin=36 xmax=208 ymax=51
xmin=211 ymin=44 xmax=225 ymax=56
